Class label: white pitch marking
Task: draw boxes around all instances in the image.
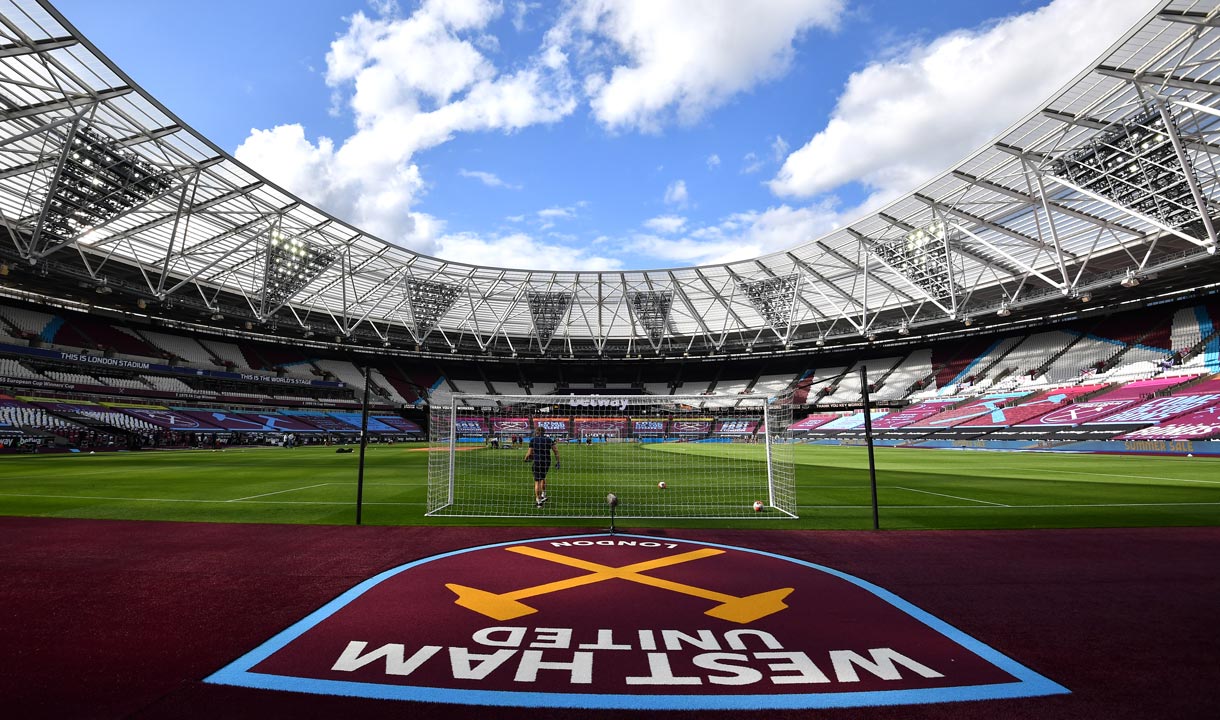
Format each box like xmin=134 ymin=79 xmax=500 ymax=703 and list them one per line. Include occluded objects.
xmin=795 ymin=501 xmax=1220 ymax=509
xmin=227 ymin=483 xmax=331 ymax=502
xmin=1052 ymin=469 xmax=1220 ymax=486
xmin=894 ymin=486 xmax=1010 ymax=507
xmin=0 ymin=492 xmax=425 ymax=506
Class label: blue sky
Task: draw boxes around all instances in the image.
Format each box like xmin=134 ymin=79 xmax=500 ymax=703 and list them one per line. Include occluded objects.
xmin=55 ymin=0 xmax=1155 ymax=271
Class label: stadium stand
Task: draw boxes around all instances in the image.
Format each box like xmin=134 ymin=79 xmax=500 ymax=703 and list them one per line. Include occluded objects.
xmin=0 ymin=305 xmax=54 ymax=338
xmin=138 ymin=330 xmax=215 ymax=365
xmin=753 ymin=373 xmax=795 ymax=397
xmin=0 ymin=358 xmax=45 ymax=382
xmin=198 ymin=339 xmax=247 ymax=368
xmin=936 ymin=336 xmax=1024 ymax=395
xmin=872 ymin=349 xmax=933 ymax=400
xmin=820 ymin=358 xmax=901 ymax=404
xmin=987 ymin=331 xmax=1079 ymax=388
xmin=369 ymin=367 xmax=411 ymax=404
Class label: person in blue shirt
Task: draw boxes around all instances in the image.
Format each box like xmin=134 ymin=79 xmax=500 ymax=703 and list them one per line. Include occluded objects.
xmin=524 ymin=425 xmax=560 ymax=507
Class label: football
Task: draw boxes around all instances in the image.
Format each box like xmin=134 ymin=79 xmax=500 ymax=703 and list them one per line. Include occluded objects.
xmin=658 ymin=481 xmax=666 ymax=489
xmin=753 ymin=500 xmax=764 ymax=512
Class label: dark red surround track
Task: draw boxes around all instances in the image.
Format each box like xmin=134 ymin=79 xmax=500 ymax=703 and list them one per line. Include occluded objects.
xmin=0 ymin=517 xmax=1216 ymax=719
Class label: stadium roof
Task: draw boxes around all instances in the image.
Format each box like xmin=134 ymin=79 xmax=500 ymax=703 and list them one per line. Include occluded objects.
xmin=1 ymin=0 xmax=1220 ymax=357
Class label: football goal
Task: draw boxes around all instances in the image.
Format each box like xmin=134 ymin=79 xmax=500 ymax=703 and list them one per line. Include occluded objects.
xmin=426 ymin=393 xmax=796 ymax=519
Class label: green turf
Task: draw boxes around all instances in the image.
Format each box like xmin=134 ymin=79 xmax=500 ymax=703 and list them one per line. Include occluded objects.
xmin=0 ymin=442 xmax=1217 ymax=530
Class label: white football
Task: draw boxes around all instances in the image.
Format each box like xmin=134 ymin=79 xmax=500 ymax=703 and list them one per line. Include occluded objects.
xmin=752 ymin=500 xmax=764 ymax=512
xmin=658 ymin=481 xmax=666 ymax=489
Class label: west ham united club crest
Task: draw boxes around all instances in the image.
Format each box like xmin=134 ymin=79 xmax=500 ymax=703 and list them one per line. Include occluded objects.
xmin=207 ymin=535 xmax=1067 ymax=710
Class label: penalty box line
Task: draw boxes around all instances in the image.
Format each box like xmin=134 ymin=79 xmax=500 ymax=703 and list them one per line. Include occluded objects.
xmin=223 ymin=481 xmax=427 ymax=502
xmin=227 ymin=483 xmax=331 ymax=502
xmin=892 ymin=486 xmax=1010 ymax=507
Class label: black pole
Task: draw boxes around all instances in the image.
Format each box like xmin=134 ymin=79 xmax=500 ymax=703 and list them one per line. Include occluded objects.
xmin=859 ymin=365 xmax=880 ymax=530
xmin=355 ymin=364 xmax=371 ymax=525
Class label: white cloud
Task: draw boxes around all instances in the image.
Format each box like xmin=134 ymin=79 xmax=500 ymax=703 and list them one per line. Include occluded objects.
xmin=770 ymin=0 xmax=1153 ymax=204
xmin=741 ymin=152 xmax=764 ymax=175
xmin=643 ymin=215 xmax=687 ymax=234
xmin=459 ymin=168 xmax=521 ymax=189
xmin=512 ymin=1 xmax=542 ymax=31
xmin=663 ymin=179 xmax=688 ymax=206
xmin=236 ymin=0 xmax=577 ymax=254
xmin=771 ymin=135 xmax=789 ymax=161
xmin=434 ymin=231 xmax=622 ymax=270
xmin=626 ymin=202 xmax=842 ymax=266
xmin=550 ymin=0 xmax=844 ymax=132
xmin=706 ymin=153 xmax=721 ymax=169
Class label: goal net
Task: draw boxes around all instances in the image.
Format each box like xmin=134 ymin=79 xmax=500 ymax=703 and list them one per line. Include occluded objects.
xmin=426 ymin=394 xmax=795 ymax=519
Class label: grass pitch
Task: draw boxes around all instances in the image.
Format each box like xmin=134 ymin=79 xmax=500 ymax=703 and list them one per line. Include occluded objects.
xmin=0 ymin=442 xmax=1217 ymax=530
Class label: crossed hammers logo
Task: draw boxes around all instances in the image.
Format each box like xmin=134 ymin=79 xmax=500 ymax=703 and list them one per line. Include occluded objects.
xmin=445 ymin=546 xmax=794 ymax=625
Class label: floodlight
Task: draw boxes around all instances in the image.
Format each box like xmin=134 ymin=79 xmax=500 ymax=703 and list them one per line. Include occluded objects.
xmin=997 ymin=302 xmax=1011 ymax=317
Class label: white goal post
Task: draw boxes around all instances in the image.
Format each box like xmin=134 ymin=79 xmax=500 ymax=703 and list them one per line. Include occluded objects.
xmin=426 ymin=393 xmax=796 ymax=519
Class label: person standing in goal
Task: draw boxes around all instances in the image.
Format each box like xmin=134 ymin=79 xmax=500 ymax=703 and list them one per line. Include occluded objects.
xmin=524 ymin=425 xmax=560 ymax=507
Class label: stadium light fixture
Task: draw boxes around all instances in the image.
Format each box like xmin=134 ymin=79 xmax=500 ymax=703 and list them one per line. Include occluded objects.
xmin=997 ymin=302 xmax=1011 ymax=317
xmin=963 ymin=316 xmax=974 ymax=327
xmin=211 ymin=313 xmax=223 ymax=321
xmin=1120 ymin=270 xmax=1140 ymax=288
xmin=1079 ymin=292 xmax=1092 ymax=303
xmin=898 ymin=323 xmax=910 ymax=336
xmin=816 ymin=335 xmax=826 ymax=346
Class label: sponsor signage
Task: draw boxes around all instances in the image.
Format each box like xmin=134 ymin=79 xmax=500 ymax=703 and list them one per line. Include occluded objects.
xmin=631 ymin=419 xmax=668 ymax=433
xmin=714 ymin=419 xmax=759 ymax=434
xmin=208 ymin=535 xmax=1067 ymax=710
xmin=534 ymin=419 xmax=569 ymax=433
xmin=454 ymin=418 xmax=489 ymax=435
